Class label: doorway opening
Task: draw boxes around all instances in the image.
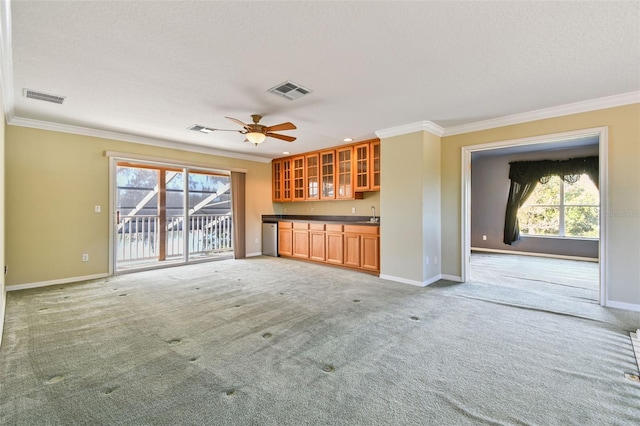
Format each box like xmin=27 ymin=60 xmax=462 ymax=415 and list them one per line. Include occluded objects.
xmin=461 ymin=127 xmax=608 ymax=306
xmin=113 ymin=161 xmax=233 ymax=272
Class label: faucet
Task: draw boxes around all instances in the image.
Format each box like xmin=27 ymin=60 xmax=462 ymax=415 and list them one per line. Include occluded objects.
xmin=371 ymin=206 xmax=378 ymax=223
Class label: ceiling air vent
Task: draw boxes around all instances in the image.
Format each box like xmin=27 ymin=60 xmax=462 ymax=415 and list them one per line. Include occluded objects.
xmin=268 ymin=81 xmax=312 ymax=101
xmin=23 ymin=89 xmax=66 ymax=104
xmin=188 ymin=124 xmax=216 ymax=134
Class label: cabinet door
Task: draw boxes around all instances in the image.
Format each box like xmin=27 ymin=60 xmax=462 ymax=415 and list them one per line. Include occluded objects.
xmin=292 ymin=223 xmax=309 ymax=258
xmin=278 ymin=225 xmax=293 ymax=256
xmin=272 ymin=160 xmax=282 ymax=202
xmin=282 ymin=158 xmax=292 ymax=201
xmin=309 ymin=231 xmax=326 ymax=261
xmin=336 ymin=146 xmax=353 ymax=199
xmin=361 ymin=235 xmax=380 ymax=271
xmin=292 ymin=156 xmax=306 ymax=201
xmin=326 ymin=232 xmax=344 ymax=264
xmin=320 ymin=150 xmax=335 ymax=200
xmin=344 ymin=234 xmax=361 ymax=268
xmin=305 ymin=153 xmax=320 ymax=200
xmin=354 ymin=143 xmax=370 ymax=191
xmin=371 ymin=140 xmax=380 ymax=190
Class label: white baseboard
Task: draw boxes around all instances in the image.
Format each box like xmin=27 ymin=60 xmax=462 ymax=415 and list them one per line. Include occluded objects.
xmin=379 ymin=274 xmax=426 ymax=287
xmin=6 ymin=273 xmax=109 ymax=292
xmin=246 ymin=252 xmax=262 ymax=258
xmin=441 ymin=274 xmax=463 ymax=282
xmin=605 ymin=300 xmax=640 ymax=313
xmin=471 ymin=247 xmax=598 ymax=263
xmin=379 ymin=273 xmax=450 ymax=287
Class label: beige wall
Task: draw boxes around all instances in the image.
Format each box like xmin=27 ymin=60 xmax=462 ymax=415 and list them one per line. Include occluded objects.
xmin=273 ymin=191 xmax=380 ymax=216
xmin=441 ymin=104 xmax=640 ymax=306
xmin=5 ymin=126 xmax=273 ymax=286
xmin=380 ymin=131 xmax=441 ymax=284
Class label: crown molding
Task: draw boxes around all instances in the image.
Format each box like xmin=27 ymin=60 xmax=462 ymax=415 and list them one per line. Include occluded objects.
xmin=7 ymin=116 xmax=272 ymax=163
xmin=375 ymin=121 xmax=444 ymax=139
xmin=442 ymin=91 xmax=640 ymax=137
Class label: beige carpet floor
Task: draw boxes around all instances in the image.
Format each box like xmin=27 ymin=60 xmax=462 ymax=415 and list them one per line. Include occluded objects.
xmin=1 ymin=255 xmax=639 ymax=425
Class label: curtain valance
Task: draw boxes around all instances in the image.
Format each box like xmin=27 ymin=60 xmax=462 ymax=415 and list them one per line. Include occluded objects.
xmin=508 ymin=156 xmax=599 ymax=187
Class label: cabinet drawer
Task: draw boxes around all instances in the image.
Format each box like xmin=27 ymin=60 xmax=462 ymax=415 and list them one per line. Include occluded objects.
xmin=325 ymin=224 xmax=343 ymax=232
xmin=293 ymin=222 xmax=309 ymax=230
xmin=344 ymin=225 xmax=379 ymax=235
xmin=309 ymin=223 xmax=325 ymax=231
xmin=278 ymin=221 xmax=292 ymax=229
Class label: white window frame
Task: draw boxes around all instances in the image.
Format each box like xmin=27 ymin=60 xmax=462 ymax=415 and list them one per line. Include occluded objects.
xmin=519 ymin=174 xmax=599 ymax=239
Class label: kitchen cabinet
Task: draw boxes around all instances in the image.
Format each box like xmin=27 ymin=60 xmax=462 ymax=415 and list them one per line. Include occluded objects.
xmin=292 ymin=156 xmax=305 ymax=201
xmin=306 ymin=153 xmax=320 ymax=200
xmin=278 ymin=222 xmax=292 ymax=256
xmin=277 ymin=221 xmax=379 ymax=274
xmin=325 ymin=224 xmax=344 ymax=265
xmin=309 ymin=223 xmax=326 ymax=261
xmin=282 ymin=158 xmax=292 ymax=201
xmin=361 ymin=234 xmax=380 ymax=271
xmin=343 ymin=233 xmax=361 ymax=268
xmin=272 ymin=159 xmax=282 ymax=201
xmin=371 ymin=140 xmax=381 ymax=190
xmin=292 ymin=222 xmax=310 ymax=258
xmin=320 ymin=150 xmax=335 ymax=200
xmin=272 ymin=138 xmax=379 ymax=202
xmin=336 ymin=146 xmax=353 ymax=199
xmin=354 ymin=143 xmax=370 ymax=192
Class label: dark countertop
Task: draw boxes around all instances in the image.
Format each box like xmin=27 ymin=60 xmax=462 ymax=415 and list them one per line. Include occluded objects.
xmin=262 ymin=214 xmax=380 ymax=226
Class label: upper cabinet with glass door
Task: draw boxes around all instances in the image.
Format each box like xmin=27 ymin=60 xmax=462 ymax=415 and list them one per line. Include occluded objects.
xmin=271 ymin=138 xmax=380 ymax=202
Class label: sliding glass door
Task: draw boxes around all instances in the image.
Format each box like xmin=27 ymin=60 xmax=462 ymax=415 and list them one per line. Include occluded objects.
xmin=114 ymin=161 xmax=233 ymax=272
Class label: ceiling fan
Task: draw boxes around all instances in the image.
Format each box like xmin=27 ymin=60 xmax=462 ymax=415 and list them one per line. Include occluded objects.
xmin=221 ymin=114 xmax=297 ymax=146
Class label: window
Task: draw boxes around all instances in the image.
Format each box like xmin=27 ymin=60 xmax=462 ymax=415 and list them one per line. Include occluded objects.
xmin=517 ymin=174 xmax=599 ymax=238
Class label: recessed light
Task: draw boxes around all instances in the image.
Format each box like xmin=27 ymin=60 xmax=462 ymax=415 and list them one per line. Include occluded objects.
xmin=282 ymin=151 xmax=290 ymax=155
xmin=343 ymin=138 xmax=353 ymax=142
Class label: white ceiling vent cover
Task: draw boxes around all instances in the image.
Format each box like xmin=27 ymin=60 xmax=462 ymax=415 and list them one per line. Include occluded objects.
xmin=23 ymin=89 xmax=66 ymax=104
xmin=268 ymin=81 xmax=312 ymax=101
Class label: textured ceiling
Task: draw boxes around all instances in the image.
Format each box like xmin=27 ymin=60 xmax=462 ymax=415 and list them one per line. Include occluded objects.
xmin=4 ymin=1 xmax=640 ymax=160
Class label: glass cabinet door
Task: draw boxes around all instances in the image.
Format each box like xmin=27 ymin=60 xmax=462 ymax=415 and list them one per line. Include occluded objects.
xmin=320 ymin=150 xmax=335 ymax=199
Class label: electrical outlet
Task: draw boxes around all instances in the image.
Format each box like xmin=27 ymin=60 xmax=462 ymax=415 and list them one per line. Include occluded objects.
xmin=254 ymin=238 xmax=259 ymax=245
xmin=82 ymin=254 xmax=89 ymax=262
xmin=352 ymin=207 xmax=356 ymax=214
xmin=94 ymin=205 xmax=101 ymax=213
xmin=425 ymin=256 xmax=429 ymax=265
xmin=482 ymin=235 xmax=487 ymax=241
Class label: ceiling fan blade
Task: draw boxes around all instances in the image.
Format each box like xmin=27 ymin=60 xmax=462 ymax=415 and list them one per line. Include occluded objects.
xmin=267 ymin=133 xmax=296 ymax=142
xmin=265 ymin=122 xmax=297 ymax=132
xmin=225 ymin=116 xmax=251 ymax=130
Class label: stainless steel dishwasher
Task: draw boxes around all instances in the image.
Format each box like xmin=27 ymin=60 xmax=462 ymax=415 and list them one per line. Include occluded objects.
xmin=262 ymin=222 xmax=278 ymax=257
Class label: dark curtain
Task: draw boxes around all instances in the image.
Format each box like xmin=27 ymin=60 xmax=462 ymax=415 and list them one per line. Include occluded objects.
xmin=503 ymin=156 xmax=598 ymax=245
xmin=231 ymin=171 xmax=246 ymax=259
xmin=503 ymin=180 xmax=538 ymax=245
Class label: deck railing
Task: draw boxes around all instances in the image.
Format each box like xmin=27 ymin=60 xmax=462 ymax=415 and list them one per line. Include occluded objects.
xmin=116 ymin=214 xmax=233 ymax=262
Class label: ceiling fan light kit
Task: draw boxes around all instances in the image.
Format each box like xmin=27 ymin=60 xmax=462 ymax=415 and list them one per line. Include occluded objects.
xmin=246 ymin=131 xmax=267 ymax=145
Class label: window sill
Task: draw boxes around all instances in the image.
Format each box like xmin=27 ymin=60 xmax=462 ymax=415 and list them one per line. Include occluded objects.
xmin=520 ymin=234 xmax=599 ymax=242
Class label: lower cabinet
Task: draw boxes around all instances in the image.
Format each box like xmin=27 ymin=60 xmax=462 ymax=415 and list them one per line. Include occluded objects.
xmin=344 ymin=233 xmax=361 ymax=268
xmin=292 ymin=222 xmax=310 ymax=258
xmin=361 ymin=234 xmax=380 ymax=271
xmin=278 ymin=221 xmax=379 ymax=274
xmin=326 ymin=225 xmax=344 ymax=265
xmin=278 ymin=222 xmax=293 ymax=256
xmin=309 ymin=223 xmax=326 ymax=261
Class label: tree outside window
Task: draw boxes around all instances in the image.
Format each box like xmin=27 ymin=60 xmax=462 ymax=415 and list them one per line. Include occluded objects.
xmin=517 ymin=174 xmax=599 ymax=238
